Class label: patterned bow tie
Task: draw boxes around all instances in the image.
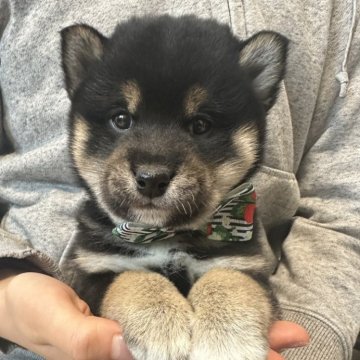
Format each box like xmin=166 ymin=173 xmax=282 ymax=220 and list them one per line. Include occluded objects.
xmin=112 ymin=182 xmax=256 ymax=244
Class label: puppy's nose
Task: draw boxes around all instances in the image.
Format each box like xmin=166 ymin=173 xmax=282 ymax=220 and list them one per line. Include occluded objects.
xmin=136 ymin=172 xmax=171 ymax=198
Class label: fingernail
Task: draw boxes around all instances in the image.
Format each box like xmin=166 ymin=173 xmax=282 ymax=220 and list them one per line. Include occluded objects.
xmin=111 ymin=334 xmax=133 ymax=360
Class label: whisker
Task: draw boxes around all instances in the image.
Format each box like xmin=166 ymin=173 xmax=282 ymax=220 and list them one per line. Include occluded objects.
xmin=180 ymin=201 xmax=188 ymax=216
xmin=186 ymin=201 xmax=192 ymax=216
xmin=174 ymin=202 xmax=181 ymax=215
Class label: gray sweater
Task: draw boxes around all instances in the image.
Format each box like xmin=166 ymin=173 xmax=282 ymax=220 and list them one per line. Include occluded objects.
xmin=0 ymin=0 xmax=359 ymax=359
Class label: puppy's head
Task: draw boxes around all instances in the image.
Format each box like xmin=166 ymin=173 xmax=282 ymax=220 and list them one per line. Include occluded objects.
xmin=61 ymin=16 xmax=287 ymax=229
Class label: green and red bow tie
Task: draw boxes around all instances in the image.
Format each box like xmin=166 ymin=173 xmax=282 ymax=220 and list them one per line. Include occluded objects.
xmin=112 ymin=183 xmax=256 ymax=244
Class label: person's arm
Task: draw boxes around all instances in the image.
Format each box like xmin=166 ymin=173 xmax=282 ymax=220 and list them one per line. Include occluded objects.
xmin=271 ymin=17 xmax=360 ymax=360
xmin=0 ymin=0 xmax=60 ymax=276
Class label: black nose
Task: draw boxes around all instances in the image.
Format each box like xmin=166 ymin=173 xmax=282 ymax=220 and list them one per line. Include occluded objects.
xmin=136 ymin=172 xmax=171 ymax=198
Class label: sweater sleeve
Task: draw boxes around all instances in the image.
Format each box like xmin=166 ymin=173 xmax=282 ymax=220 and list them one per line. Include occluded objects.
xmin=271 ymin=17 xmax=360 ymax=360
xmin=0 ymin=0 xmax=84 ymax=279
xmin=0 ymin=1 xmax=32 ymax=269
xmin=0 ymin=2 xmax=57 ymax=277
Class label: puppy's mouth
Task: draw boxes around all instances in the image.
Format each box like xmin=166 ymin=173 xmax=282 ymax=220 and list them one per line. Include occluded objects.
xmin=131 ymin=198 xmax=165 ymax=211
xmin=117 ymin=192 xmax=206 ymax=228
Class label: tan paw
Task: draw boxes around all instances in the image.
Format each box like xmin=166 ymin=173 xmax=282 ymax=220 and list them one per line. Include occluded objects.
xmin=188 ymin=268 xmax=272 ymax=360
xmin=101 ymin=271 xmax=193 ymax=360
xmin=190 ymin=323 xmax=268 ymax=360
xmin=121 ymin=301 xmax=193 ymax=360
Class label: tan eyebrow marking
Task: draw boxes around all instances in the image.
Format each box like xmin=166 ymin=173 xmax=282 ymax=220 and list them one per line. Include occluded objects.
xmin=184 ymin=85 xmax=208 ymax=116
xmin=120 ymin=80 xmax=142 ymax=113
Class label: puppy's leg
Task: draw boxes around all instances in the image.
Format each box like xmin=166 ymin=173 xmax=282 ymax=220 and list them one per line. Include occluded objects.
xmin=188 ymin=268 xmax=272 ymax=360
xmin=100 ymin=271 xmax=193 ymax=360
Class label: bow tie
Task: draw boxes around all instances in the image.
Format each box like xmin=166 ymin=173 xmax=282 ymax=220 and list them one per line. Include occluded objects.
xmin=112 ymin=183 xmax=256 ymax=244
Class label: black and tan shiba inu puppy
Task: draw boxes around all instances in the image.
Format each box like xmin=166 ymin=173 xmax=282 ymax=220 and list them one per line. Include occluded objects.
xmin=60 ymin=15 xmax=287 ymax=360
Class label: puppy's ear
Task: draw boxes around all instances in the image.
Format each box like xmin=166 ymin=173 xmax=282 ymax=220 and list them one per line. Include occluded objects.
xmin=239 ymin=31 xmax=288 ymax=111
xmin=61 ymin=24 xmax=107 ymax=98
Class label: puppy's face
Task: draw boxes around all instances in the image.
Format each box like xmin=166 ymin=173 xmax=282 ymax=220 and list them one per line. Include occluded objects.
xmin=62 ymin=16 xmax=287 ymax=229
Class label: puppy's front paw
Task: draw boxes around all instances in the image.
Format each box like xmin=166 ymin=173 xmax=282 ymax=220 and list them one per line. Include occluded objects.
xmin=190 ymin=320 xmax=268 ymax=360
xmin=101 ymin=271 xmax=193 ymax=360
xmin=188 ymin=268 xmax=272 ymax=360
xmin=125 ymin=315 xmax=191 ymax=360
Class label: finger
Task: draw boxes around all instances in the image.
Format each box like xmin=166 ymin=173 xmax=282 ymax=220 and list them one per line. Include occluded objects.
xmin=269 ymin=320 xmax=309 ymax=351
xmin=59 ymin=314 xmax=132 ymax=360
xmin=39 ymin=288 xmax=131 ymax=360
xmin=267 ymin=349 xmax=284 ymax=360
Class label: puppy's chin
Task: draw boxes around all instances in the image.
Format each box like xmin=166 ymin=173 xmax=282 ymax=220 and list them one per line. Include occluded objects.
xmin=129 ymin=207 xmax=180 ymax=228
xmin=104 ymin=201 xmax=208 ymax=229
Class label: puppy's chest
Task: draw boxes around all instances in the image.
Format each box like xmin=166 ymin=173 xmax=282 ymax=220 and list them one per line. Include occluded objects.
xmin=121 ymin=243 xmax=199 ymax=295
xmin=76 ymin=235 xmax=219 ymax=295
xmin=120 ymin=239 xmax=210 ymax=282
xmin=73 ymin=214 xmax=258 ymax=296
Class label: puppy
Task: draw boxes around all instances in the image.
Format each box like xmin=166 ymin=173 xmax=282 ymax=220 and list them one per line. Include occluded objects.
xmin=60 ymin=15 xmax=287 ymax=360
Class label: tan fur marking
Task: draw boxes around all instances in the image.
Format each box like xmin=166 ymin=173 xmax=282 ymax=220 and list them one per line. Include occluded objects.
xmin=71 ymin=115 xmax=105 ymax=200
xmin=214 ymin=125 xmax=259 ymax=194
xmin=121 ymin=80 xmax=141 ymax=113
xmin=101 ymin=271 xmax=193 ymax=360
xmin=232 ymin=124 xmax=259 ymax=169
xmin=188 ymin=268 xmax=272 ymax=359
xmin=184 ymin=85 xmax=208 ymax=116
xmin=71 ymin=115 xmax=91 ymax=169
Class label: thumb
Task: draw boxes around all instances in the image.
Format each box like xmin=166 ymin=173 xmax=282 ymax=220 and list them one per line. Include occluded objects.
xmin=269 ymin=320 xmax=309 ymax=351
xmin=48 ymin=294 xmax=133 ymax=360
xmin=65 ymin=315 xmax=133 ymax=360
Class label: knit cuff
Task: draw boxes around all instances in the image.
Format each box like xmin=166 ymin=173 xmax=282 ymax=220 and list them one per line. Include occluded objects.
xmin=0 ymin=228 xmax=62 ymax=279
xmin=280 ymin=306 xmax=351 ymax=360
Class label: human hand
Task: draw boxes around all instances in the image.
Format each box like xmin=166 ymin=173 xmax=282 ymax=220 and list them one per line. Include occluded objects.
xmin=268 ymin=320 xmax=310 ymax=360
xmin=0 ymin=271 xmax=133 ymax=360
xmin=0 ymin=271 xmax=308 ymax=360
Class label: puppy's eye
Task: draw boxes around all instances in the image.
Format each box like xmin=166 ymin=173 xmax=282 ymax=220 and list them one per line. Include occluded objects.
xmin=110 ymin=112 xmax=133 ymax=131
xmin=190 ymin=117 xmax=212 ymax=135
